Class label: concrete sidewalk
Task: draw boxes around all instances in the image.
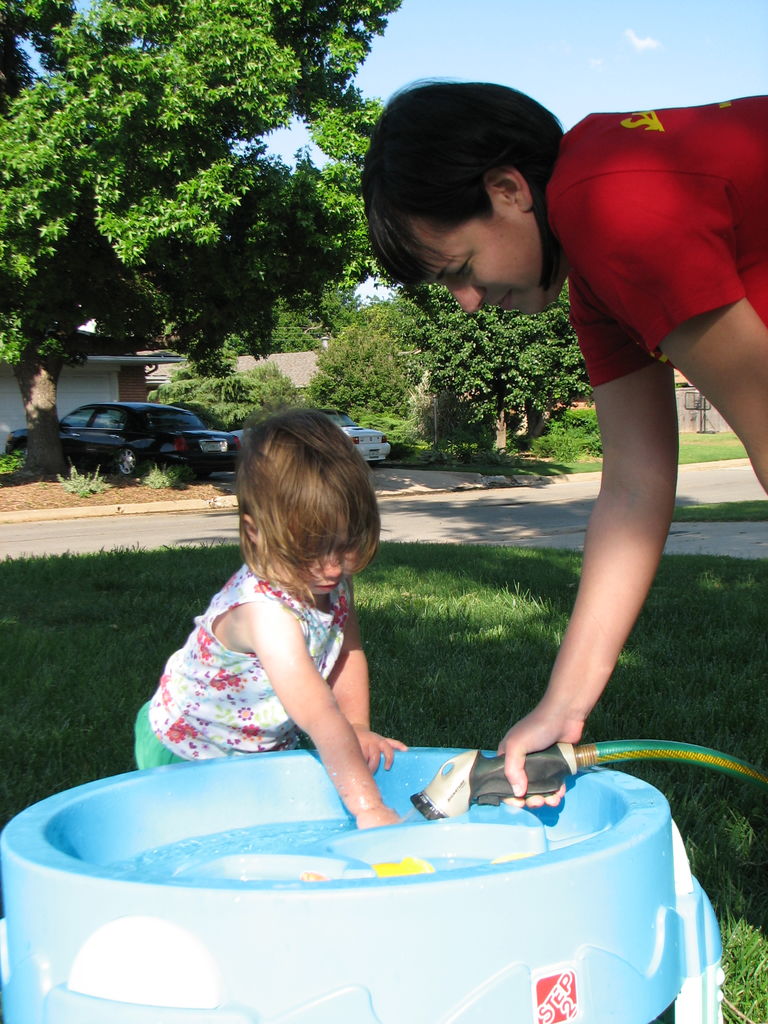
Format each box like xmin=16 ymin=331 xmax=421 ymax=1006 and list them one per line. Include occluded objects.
xmin=373 ymin=467 xmax=519 ymax=495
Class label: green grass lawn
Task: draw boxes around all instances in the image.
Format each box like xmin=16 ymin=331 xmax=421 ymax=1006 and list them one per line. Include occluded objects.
xmin=0 ymin=541 xmax=766 ymax=1022
xmin=677 ymin=432 xmax=749 ymax=464
xmin=399 ymin=430 xmax=750 ymax=478
xmin=673 ymin=500 xmax=768 ymax=522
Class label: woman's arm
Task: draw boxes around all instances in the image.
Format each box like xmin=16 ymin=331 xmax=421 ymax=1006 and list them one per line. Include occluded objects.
xmin=327 ymin=591 xmax=408 ymax=771
xmin=499 ymin=359 xmax=680 ymax=801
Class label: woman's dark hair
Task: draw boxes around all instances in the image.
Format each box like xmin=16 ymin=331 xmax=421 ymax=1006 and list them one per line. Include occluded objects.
xmin=362 ymin=80 xmax=564 ymax=289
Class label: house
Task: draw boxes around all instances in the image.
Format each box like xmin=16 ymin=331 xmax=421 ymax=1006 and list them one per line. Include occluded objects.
xmin=0 ymin=346 xmax=183 ymax=445
xmin=236 ymin=352 xmax=319 ymax=389
xmin=148 ymin=351 xmax=319 ymax=391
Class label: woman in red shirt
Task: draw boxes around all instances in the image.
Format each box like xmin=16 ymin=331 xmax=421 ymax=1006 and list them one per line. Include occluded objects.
xmin=363 ymin=81 xmax=768 ymax=804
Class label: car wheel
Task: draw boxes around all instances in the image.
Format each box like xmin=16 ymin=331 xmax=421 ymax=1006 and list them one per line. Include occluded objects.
xmin=114 ymin=448 xmax=138 ymax=476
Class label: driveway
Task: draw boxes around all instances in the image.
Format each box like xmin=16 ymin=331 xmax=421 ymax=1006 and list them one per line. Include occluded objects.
xmin=1 ymin=460 xmax=766 ymax=560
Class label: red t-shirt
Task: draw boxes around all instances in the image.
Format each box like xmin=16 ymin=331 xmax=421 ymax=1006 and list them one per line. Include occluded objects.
xmin=546 ymin=97 xmax=768 ymax=386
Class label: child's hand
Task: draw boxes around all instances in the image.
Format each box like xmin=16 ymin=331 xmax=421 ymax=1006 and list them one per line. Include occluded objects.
xmin=352 ymin=726 xmax=409 ymax=771
xmin=355 ymin=804 xmax=401 ymax=829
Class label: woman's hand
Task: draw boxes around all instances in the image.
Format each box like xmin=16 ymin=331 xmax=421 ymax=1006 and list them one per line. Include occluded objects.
xmin=497 ymin=705 xmax=585 ymax=809
xmin=352 ymin=725 xmax=409 ymax=772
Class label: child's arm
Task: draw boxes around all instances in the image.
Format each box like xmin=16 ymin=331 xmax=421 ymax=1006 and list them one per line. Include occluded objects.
xmin=327 ymin=595 xmax=408 ymax=772
xmin=220 ymin=599 xmax=400 ymax=829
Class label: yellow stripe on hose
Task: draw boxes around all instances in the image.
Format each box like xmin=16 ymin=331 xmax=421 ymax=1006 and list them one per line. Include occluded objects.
xmin=595 ymin=749 xmax=768 ymax=786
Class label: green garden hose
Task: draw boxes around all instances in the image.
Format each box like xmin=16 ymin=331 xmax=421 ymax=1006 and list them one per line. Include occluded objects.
xmin=573 ymin=739 xmax=768 ymax=792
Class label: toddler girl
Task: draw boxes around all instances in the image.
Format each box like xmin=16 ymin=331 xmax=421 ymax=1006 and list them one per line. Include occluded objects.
xmin=135 ymin=408 xmax=406 ymax=829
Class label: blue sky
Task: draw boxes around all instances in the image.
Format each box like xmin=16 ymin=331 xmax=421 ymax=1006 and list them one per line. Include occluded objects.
xmin=269 ymin=0 xmax=767 ymax=160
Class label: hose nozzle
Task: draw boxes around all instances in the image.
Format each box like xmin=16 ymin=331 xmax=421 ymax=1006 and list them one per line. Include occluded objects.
xmin=411 ymin=744 xmax=579 ymax=820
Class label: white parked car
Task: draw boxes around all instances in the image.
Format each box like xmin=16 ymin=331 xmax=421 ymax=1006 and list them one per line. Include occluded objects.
xmin=321 ymin=410 xmax=391 ymax=463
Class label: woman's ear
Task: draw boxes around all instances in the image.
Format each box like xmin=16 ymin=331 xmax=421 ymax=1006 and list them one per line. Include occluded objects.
xmin=482 ymin=166 xmax=534 ymax=213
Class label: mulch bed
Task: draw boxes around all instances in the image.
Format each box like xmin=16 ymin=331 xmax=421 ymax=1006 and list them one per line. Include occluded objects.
xmin=0 ymin=471 xmax=234 ymax=513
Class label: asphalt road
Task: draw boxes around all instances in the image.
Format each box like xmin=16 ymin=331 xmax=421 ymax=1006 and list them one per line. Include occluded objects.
xmin=378 ymin=462 xmax=768 ymax=557
xmin=2 ymin=461 xmax=767 ymax=561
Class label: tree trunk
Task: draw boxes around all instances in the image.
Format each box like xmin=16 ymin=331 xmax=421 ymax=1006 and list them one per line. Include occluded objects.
xmin=524 ymin=400 xmax=547 ymax=440
xmin=494 ymin=409 xmax=507 ymax=450
xmin=13 ymin=347 xmax=67 ymax=475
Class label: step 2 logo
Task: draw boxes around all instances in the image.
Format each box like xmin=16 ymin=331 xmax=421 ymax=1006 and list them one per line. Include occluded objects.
xmin=534 ymin=967 xmax=579 ymax=1023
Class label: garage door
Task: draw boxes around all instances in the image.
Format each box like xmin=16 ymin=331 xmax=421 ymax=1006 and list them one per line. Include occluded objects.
xmin=0 ymin=371 xmax=117 ymax=445
xmin=0 ymin=376 xmax=25 ymax=443
xmin=57 ymin=372 xmax=116 ymax=416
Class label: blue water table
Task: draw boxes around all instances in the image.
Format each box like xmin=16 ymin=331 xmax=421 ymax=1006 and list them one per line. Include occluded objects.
xmin=1 ymin=748 xmax=723 ymax=1023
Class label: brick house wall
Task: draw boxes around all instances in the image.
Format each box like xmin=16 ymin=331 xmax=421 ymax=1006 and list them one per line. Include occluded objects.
xmin=118 ymin=365 xmax=151 ymax=401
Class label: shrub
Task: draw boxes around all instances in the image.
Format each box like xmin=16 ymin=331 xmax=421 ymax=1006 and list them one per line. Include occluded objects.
xmin=305 ymin=323 xmax=410 ymax=418
xmin=140 ymin=464 xmax=196 ymax=490
xmin=530 ymin=407 xmax=602 ymax=462
xmin=355 ymin=413 xmax=421 ymax=460
xmin=424 ymin=442 xmax=519 ymax=467
xmin=57 ymin=465 xmax=111 ymax=497
xmin=0 ymin=450 xmax=24 ymax=476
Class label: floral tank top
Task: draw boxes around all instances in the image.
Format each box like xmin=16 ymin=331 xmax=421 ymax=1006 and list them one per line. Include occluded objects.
xmin=149 ymin=565 xmax=350 ymax=759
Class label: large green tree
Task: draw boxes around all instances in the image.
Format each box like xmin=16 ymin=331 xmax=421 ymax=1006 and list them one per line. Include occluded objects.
xmin=305 ymin=300 xmax=412 ymax=417
xmin=394 ymin=286 xmax=590 ymax=447
xmin=1 ymin=0 xmax=399 ymax=472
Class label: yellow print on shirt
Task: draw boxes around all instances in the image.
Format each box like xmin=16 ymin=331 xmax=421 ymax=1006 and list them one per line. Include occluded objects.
xmin=620 ymin=111 xmax=665 ymax=132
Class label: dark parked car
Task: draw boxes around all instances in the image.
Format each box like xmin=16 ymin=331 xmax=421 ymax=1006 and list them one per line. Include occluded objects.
xmin=5 ymin=402 xmax=241 ymax=477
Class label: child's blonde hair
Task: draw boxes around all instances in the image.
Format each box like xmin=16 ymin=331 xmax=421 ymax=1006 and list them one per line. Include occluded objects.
xmin=236 ymin=409 xmax=380 ymax=597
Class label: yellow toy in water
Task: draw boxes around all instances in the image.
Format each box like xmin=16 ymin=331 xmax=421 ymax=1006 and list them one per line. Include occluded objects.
xmin=299 ymin=856 xmax=436 ymax=882
xmin=371 ymin=856 xmax=435 ymax=877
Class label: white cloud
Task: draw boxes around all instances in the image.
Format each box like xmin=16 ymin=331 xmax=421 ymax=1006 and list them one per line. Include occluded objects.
xmin=589 ymin=57 xmax=604 ymax=70
xmin=624 ymin=28 xmax=662 ymax=52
